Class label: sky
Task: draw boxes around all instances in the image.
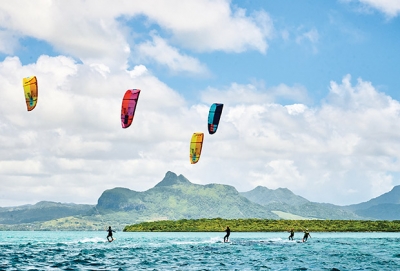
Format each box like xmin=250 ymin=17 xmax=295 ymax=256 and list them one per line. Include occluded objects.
xmin=1 ymin=0 xmax=400 ymax=207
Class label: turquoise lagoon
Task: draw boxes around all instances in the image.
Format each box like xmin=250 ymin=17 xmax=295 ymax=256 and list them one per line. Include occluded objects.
xmin=0 ymin=231 xmax=399 ymax=270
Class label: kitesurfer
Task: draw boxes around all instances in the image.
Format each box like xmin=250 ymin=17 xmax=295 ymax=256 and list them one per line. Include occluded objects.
xmin=302 ymin=229 xmax=311 ymax=242
xmin=288 ymin=228 xmax=294 ymax=240
xmin=224 ymin=226 xmax=230 ymax=242
xmin=107 ymin=226 xmax=115 ymax=242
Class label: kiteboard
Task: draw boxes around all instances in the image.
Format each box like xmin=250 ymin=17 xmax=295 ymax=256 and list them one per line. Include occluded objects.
xmin=107 ymin=238 xmax=116 ymax=243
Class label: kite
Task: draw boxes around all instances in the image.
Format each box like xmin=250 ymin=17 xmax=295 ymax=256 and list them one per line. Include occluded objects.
xmin=121 ymin=89 xmax=141 ymax=128
xmin=208 ymin=103 xmax=223 ymax=134
xmin=22 ymin=76 xmax=38 ymax=111
xmin=190 ymin=132 xmax=204 ymax=164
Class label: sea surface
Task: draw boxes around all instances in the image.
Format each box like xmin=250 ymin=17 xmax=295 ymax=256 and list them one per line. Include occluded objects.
xmin=0 ymin=231 xmax=399 ymax=270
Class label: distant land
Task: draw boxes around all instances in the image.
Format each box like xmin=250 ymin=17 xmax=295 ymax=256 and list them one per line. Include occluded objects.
xmin=2 ymin=171 xmax=400 ymax=231
xmin=124 ymin=218 xmax=400 ymax=232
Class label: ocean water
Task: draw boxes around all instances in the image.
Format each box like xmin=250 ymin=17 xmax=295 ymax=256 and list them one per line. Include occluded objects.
xmin=0 ymin=231 xmax=399 ymax=270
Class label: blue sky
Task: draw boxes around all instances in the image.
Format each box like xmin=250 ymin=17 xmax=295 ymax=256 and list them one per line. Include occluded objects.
xmin=0 ymin=0 xmax=400 ymax=207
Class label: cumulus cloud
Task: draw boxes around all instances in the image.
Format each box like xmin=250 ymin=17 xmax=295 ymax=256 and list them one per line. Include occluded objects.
xmin=6 ymin=54 xmax=177 ymax=205
xmin=197 ymin=74 xmax=400 ymax=205
xmin=0 ymin=1 xmax=130 ymax=69
xmin=1 ymin=61 xmax=400 ymax=206
xmin=0 ymin=0 xmax=273 ymax=71
xmin=133 ymin=0 xmax=273 ymax=53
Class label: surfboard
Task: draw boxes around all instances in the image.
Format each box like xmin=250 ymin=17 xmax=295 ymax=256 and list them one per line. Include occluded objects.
xmin=107 ymin=238 xmax=116 ymax=242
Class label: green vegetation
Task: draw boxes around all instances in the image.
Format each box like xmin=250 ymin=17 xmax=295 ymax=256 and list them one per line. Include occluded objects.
xmin=124 ymin=218 xmax=400 ymax=232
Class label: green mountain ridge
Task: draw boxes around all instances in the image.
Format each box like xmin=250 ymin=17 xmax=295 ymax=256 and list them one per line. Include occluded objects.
xmin=240 ymin=186 xmax=364 ymax=220
xmin=343 ymin=186 xmax=400 ymax=219
xmin=96 ymin=172 xmax=279 ymax=220
xmin=0 ymin=201 xmax=93 ymax=224
xmin=1 ymin=171 xmax=400 ymax=230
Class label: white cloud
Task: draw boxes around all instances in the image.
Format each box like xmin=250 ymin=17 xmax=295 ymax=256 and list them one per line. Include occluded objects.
xmin=0 ymin=1 xmax=130 ymax=70
xmin=0 ymin=0 xmax=273 ymax=71
xmin=340 ymin=0 xmax=400 ymax=17
xmin=136 ymin=33 xmax=209 ymax=75
xmin=358 ymin=0 xmax=400 ymax=17
xmin=285 ymin=104 xmax=308 ymax=115
xmin=1 ymin=55 xmax=400 ymax=207
xmin=0 ymin=55 xmax=193 ymax=205
xmin=0 ymin=160 xmax=43 ymax=175
xmin=200 ymin=82 xmax=310 ymax=105
xmin=196 ymin=74 xmax=400 ymax=205
xmin=133 ymin=0 xmax=273 ymax=53
xmin=249 ymin=160 xmax=306 ymax=190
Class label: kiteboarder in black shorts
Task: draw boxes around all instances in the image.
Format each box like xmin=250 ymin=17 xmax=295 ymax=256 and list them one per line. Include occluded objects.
xmin=107 ymin=226 xmax=115 ymax=242
xmin=288 ymin=228 xmax=294 ymax=240
xmin=224 ymin=226 xmax=231 ymax=242
xmin=302 ymin=229 xmax=311 ymax=242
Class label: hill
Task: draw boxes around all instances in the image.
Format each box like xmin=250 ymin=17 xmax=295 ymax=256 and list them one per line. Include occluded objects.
xmin=344 ymin=186 xmax=400 ymax=220
xmin=0 ymin=201 xmax=94 ymax=224
xmin=241 ymin=186 xmax=363 ymax=220
xmin=96 ymin=171 xmax=279 ymax=221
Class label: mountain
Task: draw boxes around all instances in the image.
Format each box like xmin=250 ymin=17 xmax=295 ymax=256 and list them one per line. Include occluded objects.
xmin=344 ymin=186 xmax=400 ymax=220
xmin=352 ymin=204 xmax=400 ymax=220
xmin=96 ymin=171 xmax=279 ymax=221
xmin=0 ymin=201 xmax=94 ymax=224
xmin=241 ymin=186 xmax=309 ymax=206
xmin=241 ymin=186 xmax=363 ymax=220
xmin=4 ymin=171 xmax=400 ymax=231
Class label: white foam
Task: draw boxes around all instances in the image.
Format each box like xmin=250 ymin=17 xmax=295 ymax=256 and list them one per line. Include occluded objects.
xmin=172 ymin=236 xmax=223 ymax=245
xmin=77 ymin=237 xmax=105 ymax=243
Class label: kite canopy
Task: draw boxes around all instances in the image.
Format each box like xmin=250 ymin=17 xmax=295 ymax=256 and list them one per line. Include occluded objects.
xmin=121 ymin=89 xmax=141 ymax=128
xmin=208 ymin=103 xmax=223 ymax=134
xmin=190 ymin=132 xmax=204 ymax=164
xmin=22 ymin=76 xmax=38 ymax=111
